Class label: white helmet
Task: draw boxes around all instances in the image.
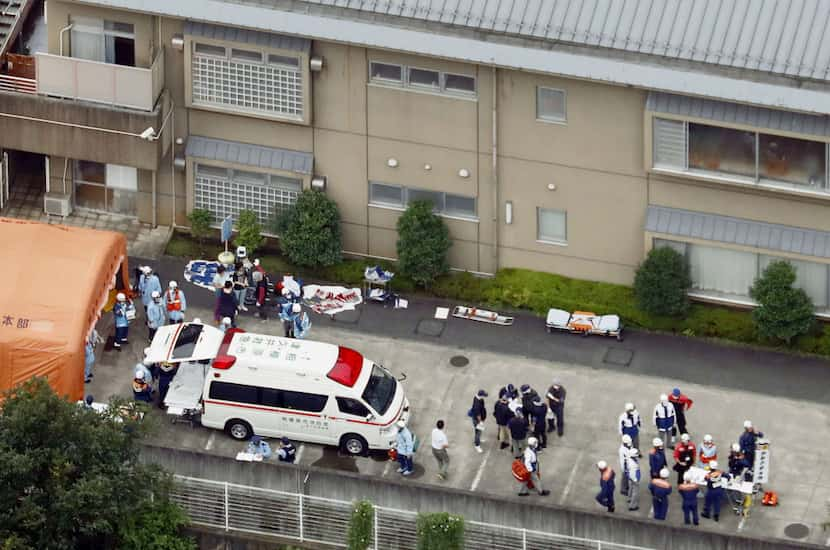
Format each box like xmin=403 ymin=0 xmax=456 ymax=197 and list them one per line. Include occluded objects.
xmin=731 ymin=443 xmax=741 ymax=452
xmin=236 ymin=246 xmax=247 ymax=259
xmin=192 ymin=318 xmax=202 ymax=324
xmin=116 ymin=292 xmax=126 ymax=302
xmin=621 ymin=434 xmax=632 ymax=445
xmin=659 ymin=393 xmax=668 ymax=402
xmin=221 ymin=317 xmax=232 ymax=325
xmin=743 ymin=420 xmax=753 ymax=429
xmin=143 ymin=358 xmax=154 ymax=366
xmin=709 ymin=460 xmax=719 ymax=470
xmin=396 ymin=420 xmax=406 ymax=429
xmin=169 ymin=280 xmax=178 ymax=289
xmin=659 ymin=468 xmax=670 ymax=479
xmin=281 ymin=287 xmax=291 ymax=296
xmin=597 ymin=460 xmax=607 ymax=470
xmin=151 ymin=290 xmax=161 ymax=299
xmin=703 ymin=434 xmax=713 ymax=443
xmin=134 ymin=369 xmax=145 ymax=380
xmin=680 ymin=433 xmax=690 ymax=443
xmin=292 ymin=303 xmax=302 ymax=313
xmin=253 ymin=258 xmax=260 ymax=266
xmin=143 ymin=346 xmax=152 ymax=355
xmin=652 ymin=437 xmax=663 ymax=447
xmin=141 ymin=266 xmax=152 ymax=274
xmin=624 ymin=402 xmax=634 ymax=411
xmin=683 ymin=471 xmax=692 ymax=482
xmin=527 ymin=437 xmax=538 ymax=448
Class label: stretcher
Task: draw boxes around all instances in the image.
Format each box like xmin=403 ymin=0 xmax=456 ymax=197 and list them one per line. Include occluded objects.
xmin=452 ymin=306 xmax=514 ymax=326
xmin=545 ymin=309 xmax=623 ymax=340
xmin=164 ymin=361 xmax=208 ymax=427
xmin=302 ymin=284 xmax=363 ymax=315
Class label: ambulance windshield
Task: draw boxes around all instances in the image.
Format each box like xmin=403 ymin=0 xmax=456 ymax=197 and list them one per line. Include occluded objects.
xmin=361 ymin=364 xmax=396 ymax=415
xmin=171 ymin=324 xmax=204 ymax=359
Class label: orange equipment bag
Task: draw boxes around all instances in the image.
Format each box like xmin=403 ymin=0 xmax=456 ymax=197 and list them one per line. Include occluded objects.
xmin=762 ymin=491 xmax=778 ymax=506
xmin=512 ymin=459 xmax=534 ymax=489
xmin=388 ymin=448 xmax=398 ymax=461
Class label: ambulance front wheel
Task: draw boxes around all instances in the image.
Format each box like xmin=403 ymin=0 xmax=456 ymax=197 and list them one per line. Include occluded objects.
xmin=225 ymin=419 xmax=253 ymax=441
xmin=341 ymin=433 xmax=368 ymax=456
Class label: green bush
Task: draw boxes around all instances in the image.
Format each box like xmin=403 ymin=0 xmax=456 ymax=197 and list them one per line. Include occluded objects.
xmin=347 ymin=500 xmax=374 ymax=550
xmin=234 ymin=209 xmax=264 ymax=254
xmin=633 ymin=246 xmax=691 ymax=317
xmin=187 ymin=208 xmax=213 ymax=255
xmin=279 ymin=190 xmax=342 ymax=268
xmin=416 ymin=512 xmax=464 ymax=550
xmin=397 ymin=201 xmax=451 ymax=287
xmin=749 ymin=260 xmax=815 ymax=344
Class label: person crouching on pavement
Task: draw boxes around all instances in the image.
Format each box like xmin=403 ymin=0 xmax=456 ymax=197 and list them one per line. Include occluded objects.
xmin=277 ymin=437 xmax=296 ymax=463
xmin=595 ymin=461 xmax=615 ymax=513
xmin=132 ymin=367 xmax=153 ymax=403
xmin=247 ymin=435 xmax=272 ymax=459
xmin=517 ymin=437 xmax=549 ymax=497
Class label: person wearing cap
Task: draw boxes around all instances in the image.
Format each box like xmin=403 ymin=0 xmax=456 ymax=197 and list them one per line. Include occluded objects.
xmin=84 ymin=336 xmax=96 ymax=384
xmin=215 ymin=281 xmax=239 ymax=327
xmin=702 ymin=461 xmax=726 ymax=521
xmin=520 ymin=384 xmax=539 ymax=418
xmin=678 ymin=471 xmax=700 ymax=525
xmin=618 ymin=402 xmax=642 ymax=450
xmin=648 ymin=437 xmax=667 ymax=479
xmin=529 ymin=397 xmax=549 ymax=451
xmin=668 ymin=388 xmax=694 ymax=436
xmin=431 ymin=420 xmax=450 ymax=480
xmin=113 ymin=292 xmax=131 ymax=349
xmin=546 ymin=381 xmax=566 ymax=436
xmin=626 ymin=447 xmax=642 ymax=511
xmin=132 ymin=368 xmax=153 ymax=403
xmin=395 ymin=420 xmax=414 ymax=476
xmin=728 ymin=443 xmax=749 ymax=477
xmin=293 ymin=305 xmax=311 ymax=339
xmin=518 ymin=437 xmax=549 ymax=496
xmin=699 ymin=434 xmax=718 ymax=468
xmin=247 ymin=435 xmax=272 ymax=459
xmin=157 ymin=361 xmax=178 ymax=409
xmin=653 ymin=394 xmax=676 ymax=450
xmin=673 ymin=433 xmax=696 ymax=485
xmin=277 ymin=437 xmax=297 ymax=463
xmin=738 ymin=420 xmax=764 ymax=471
xmin=470 ymin=389 xmax=488 ymax=453
xmin=506 ymin=384 xmax=521 ymax=414
xmin=253 ymin=270 xmax=269 ymax=320
xmin=508 ymin=408 xmax=529 ymax=459
xmin=138 ymin=266 xmax=162 ymax=314
xmin=595 ymin=461 xmax=616 ymax=513
xmin=146 ymin=290 xmax=166 ymax=341
xmin=164 ymin=281 xmax=187 ymax=324
xmin=648 ymin=468 xmax=673 ymax=520
xmin=493 ymin=393 xmax=514 ymax=450
xmin=618 ymin=434 xmax=634 ymax=501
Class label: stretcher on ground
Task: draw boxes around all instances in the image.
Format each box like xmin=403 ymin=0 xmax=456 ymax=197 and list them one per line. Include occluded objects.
xmin=452 ymin=306 xmax=514 ymax=326
xmin=164 ymin=361 xmax=208 ymax=427
xmin=545 ymin=309 xmax=623 ymax=340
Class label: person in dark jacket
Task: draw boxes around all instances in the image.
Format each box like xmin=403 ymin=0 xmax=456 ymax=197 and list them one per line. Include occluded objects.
xmin=649 ymin=437 xmax=667 ymax=479
xmin=508 ymin=408 xmax=529 ymax=458
xmin=520 ymin=384 xmax=539 ymax=416
xmin=253 ymin=270 xmax=269 ymax=320
xmin=739 ymin=420 xmax=764 ymax=471
xmin=673 ymin=433 xmax=696 ymax=485
xmin=678 ymin=472 xmax=700 ymax=525
xmin=649 ymin=469 xmax=673 ymax=520
xmin=493 ymin=395 xmax=514 ymax=450
xmin=530 ymin=398 xmax=548 ymax=450
xmin=728 ymin=443 xmax=749 ymax=477
xmin=215 ymin=281 xmax=239 ymax=326
xmin=157 ymin=361 xmax=178 ymax=409
xmin=470 ymin=389 xmax=488 ymax=453
xmin=546 ymin=381 xmax=566 ymax=436
xmin=595 ymin=461 xmax=615 ymax=513
xmin=702 ymin=461 xmax=726 ymax=521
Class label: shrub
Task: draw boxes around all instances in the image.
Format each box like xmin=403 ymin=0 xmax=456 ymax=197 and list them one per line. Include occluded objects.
xmin=749 ymin=260 xmax=814 ymax=344
xmin=347 ymin=500 xmax=374 ymax=550
xmin=187 ymin=208 xmax=213 ymax=256
xmin=234 ymin=209 xmax=264 ymax=254
xmin=416 ymin=512 xmax=464 ymax=550
xmin=633 ymin=246 xmax=691 ymax=317
xmin=279 ymin=190 xmax=342 ymax=268
xmin=397 ymin=201 xmax=451 ymax=287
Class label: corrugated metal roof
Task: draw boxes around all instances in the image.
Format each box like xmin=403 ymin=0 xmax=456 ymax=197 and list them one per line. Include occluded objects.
xmin=184 ymin=20 xmax=310 ymax=52
xmin=185 ymin=136 xmax=313 ymax=174
xmin=646 ymin=205 xmax=830 ymax=260
xmin=301 ymin=0 xmax=830 ymax=82
xmin=647 ymin=91 xmax=830 ymax=138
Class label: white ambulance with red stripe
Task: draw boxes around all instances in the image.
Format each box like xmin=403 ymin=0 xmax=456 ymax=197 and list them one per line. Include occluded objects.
xmin=146 ymin=322 xmax=409 ymax=455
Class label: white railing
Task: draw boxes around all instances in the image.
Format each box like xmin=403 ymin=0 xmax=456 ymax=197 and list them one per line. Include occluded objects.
xmin=34 ymin=48 xmax=164 ymax=111
xmin=172 ymin=475 xmax=655 ymax=550
xmin=0 ymin=73 xmax=36 ymax=93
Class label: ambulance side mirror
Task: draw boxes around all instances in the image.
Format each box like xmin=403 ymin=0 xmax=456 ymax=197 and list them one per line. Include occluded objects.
xmin=366 ymin=413 xmax=375 ymax=422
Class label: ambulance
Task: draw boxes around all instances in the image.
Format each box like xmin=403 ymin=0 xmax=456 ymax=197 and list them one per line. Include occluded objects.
xmin=144 ymin=322 xmax=410 ymax=455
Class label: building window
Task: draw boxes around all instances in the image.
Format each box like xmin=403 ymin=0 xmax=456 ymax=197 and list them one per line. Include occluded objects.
xmin=536 ymin=86 xmax=567 ymax=123
xmin=193 ymin=164 xmax=302 ymax=227
xmin=74 ymin=160 xmax=137 ymax=217
xmin=653 ymin=117 xmax=830 ymax=194
xmin=70 ymin=17 xmax=135 ymax=66
xmin=191 ymin=41 xmax=304 ymax=120
xmin=537 ymin=207 xmax=567 ymax=244
xmin=369 ymin=61 xmax=476 ymax=98
xmin=369 ymin=182 xmax=477 ymax=219
xmin=654 ymin=238 xmax=830 ymax=308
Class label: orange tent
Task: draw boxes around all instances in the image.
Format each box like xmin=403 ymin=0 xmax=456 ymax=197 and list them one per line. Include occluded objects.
xmin=0 ymin=218 xmax=130 ymax=401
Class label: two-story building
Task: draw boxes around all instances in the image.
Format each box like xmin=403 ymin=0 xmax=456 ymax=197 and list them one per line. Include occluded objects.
xmin=2 ymin=0 xmax=830 ymax=313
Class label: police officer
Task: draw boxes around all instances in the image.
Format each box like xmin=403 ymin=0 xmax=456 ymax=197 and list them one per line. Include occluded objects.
xmin=277 ymin=437 xmax=297 ymax=463
xmin=649 ymin=437 xmax=667 ymax=479
xmin=157 ymin=361 xmax=178 ymax=409
xmin=649 ymin=468 xmax=673 ymax=520
xmin=546 ymin=381 xmax=566 ymax=436
xmin=520 ymin=384 xmax=539 ymax=415
xmin=702 ymin=460 xmax=725 ymax=522
xmin=508 ymin=408 xmax=529 ymax=459
xmin=530 ymin=397 xmax=548 ymax=450
xmin=618 ymin=402 xmax=642 ymax=450
xmin=678 ymin=471 xmax=700 ymax=526
xmin=595 ymin=461 xmax=615 ymax=513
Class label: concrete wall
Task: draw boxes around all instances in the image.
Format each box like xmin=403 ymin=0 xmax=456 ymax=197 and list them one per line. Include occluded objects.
xmin=141 ymin=444 xmax=816 ymax=550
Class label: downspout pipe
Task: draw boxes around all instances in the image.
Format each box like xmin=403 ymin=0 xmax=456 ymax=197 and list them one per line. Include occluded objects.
xmin=59 ymin=24 xmax=73 ymax=56
xmin=491 ymin=64 xmax=499 ymax=270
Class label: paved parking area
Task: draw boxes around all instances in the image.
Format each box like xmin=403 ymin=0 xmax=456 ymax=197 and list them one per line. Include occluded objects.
xmin=88 ymin=295 xmax=830 ymax=547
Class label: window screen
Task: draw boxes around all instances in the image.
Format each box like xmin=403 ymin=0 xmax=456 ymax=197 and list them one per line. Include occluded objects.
xmin=537 ymin=87 xmax=567 ymax=122
xmin=445 ymin=194 xmax=476 ymax=217
xmin=370 ymin=62 xmax=403 ymax=82
xmin=370 ymin=183 xmax=404 ymax=207
xmin=653 ymin=118 xmax=687 ymax=170
xmin=537 ymin=208 xmax=567 ymax=243
xmin=444 ymin=73 xmax=475 ymax=93
xmin=408 ymin=68 xmax=439 ymax=89
xmin=282 ymin=390 xmax=328 ymax=413
xmin=208 ymin=382 xmax=259 ymax=405
xmin=336 ymin=397 xmax=371 ymax=417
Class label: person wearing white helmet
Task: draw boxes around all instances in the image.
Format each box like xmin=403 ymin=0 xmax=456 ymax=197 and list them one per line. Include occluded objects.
xmin=618 ymin=402 xmax=642 ymax=450
xmin=738 ymin=420 xmax=764 ymax=471
xmin=653 ymin=394 xmax=676 ymax=450
xmin=702 ymin=460 xmax=726 ymax=521
xmin=673 ymin=433 xmax=696 ymax=485
xmin=648 ymin=437 xmax=667 ymax=479
xmin=132 ymin=365 xmax=153 ymax=402
xmin=625 ymin=448 xmax=642 ymax=511
xmin=699 ymin=434 xmax=718 ymax=468
xmin=728 ymin=442 xmax=749 ymax=477
xmin=146 ymin=290 xmax=166 ymax=341
xmin=648 ymin=468 xmax=673 ymax=520
xmin=518 ymin=437 xmax=549 ymax=496
xmin=618 ymin=434 xmax=634 ymax=500
xmin=164 ymin=280 xmax=187 ymax=324
xmin=112 ymin=292 xmax=132 ymax=349
xmin=595 ymin=460 xmax=616 ymax=513
xmin=137 ymin=266 xmax=162 ymax=314
xmin=678 ymin=470 xmax=700 ymax=526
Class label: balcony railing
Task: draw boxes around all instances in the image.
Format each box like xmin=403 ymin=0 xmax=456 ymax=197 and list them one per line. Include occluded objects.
xmin=32 ymin=47 xmax=165 ymax=111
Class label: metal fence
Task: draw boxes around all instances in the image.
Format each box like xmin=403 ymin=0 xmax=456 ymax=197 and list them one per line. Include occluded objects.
xmin=172 ymin=475 xmax=654 ymax=550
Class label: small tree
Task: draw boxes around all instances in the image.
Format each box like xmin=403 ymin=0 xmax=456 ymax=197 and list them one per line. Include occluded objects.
xmin=234 ymin=209 xmax=264 ymax=254
xmin=187 ymin=208 xmax=213 ymax=256
xmin=347 ymin=499 xmax=374 ymax=550
xmin=633 ymin=246 xmax=691 ymax=317
xmin=396 ymin=200 xmax=451 ymax=287
xmin=416 ymin=512 xmax=464 ymax=550
xmin=277 ymin=190 xmax=342 ymax=268
xmin=749 ymin=260 xmax=814 ymax=345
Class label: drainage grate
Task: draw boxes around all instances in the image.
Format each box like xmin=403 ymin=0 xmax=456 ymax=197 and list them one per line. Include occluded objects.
xmin=450 ymin=355 xmax=469 ymax=367
xmin=416 ymin=319 xmax=445 ymax=337
xmin=784 ymin=523 xmax=809 ymax=539
xmin=603 ymin=347 xmax=634 ymax=367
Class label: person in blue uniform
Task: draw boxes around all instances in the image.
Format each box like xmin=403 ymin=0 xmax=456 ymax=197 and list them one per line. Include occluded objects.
xmin=649 ymin=437 xmax=667 ymax=479
xmin=702 ymin=461 xmax=726 ymax=522
xmin=649 ymin=468 xmax=673 ymax=520
xmin=678 ymin=471 xmax=700 ymax=526
xmin=595 ymin=460 xmax=615 ymax=513
xmin=277 ymin=437 xmax=297 ymax=463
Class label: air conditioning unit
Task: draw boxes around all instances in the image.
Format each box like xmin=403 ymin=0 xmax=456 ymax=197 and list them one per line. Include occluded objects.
xmin=44 ymin=193 xmax=72 ymax=217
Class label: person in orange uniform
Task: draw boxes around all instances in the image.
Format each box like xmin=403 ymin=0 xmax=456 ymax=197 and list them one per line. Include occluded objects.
xmin=164 ymin=280 xmax=187 ymax=324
